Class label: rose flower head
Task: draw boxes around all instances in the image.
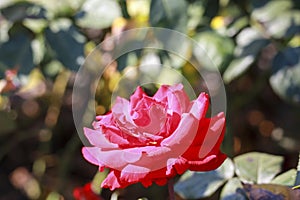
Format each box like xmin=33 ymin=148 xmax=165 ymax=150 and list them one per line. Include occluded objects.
xmin=82 ymin=84 xmax=226 ymax=190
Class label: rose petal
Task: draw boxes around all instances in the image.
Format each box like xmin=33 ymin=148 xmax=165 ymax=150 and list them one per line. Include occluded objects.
xmin=154 ymin=84 xmax=190 ymax=114
xmin=101 ymin=171 xmax=123 ymax=190
xmin=83 ymin=147 xmax=149 ymax=170
xmin=140 ymin=104 xmax=167 ymax=134
xmin=188 ymin=92 xmax=209 ymax=119
xmin=198 ymin=112 xmax=225 ymax=159
xmin=120 ymin=164 xmax=150 ymax=183
xmin=82 ymin=147 xmax=104 ymax=167
xmin=83 ymin=127 xmax=119 ymax=149
xmin=94 ymin=112 xmax=113 ymax=129
xmin=154 ymin=178 xmax=168 ymax=186
xmin=112 ymin=97 xmax=136 ymax=132
xmin=188 ymin=152 xmax=227 ymax=171
xmin=101 ymin=126 xmax=131 ymax=147
xmin=129 ymin=86 xmax=145 ymax=109
xmin=161 ymin=113 xmax=198 ymax=148
xmin=166 ymin=157 xmax=189 ymax=175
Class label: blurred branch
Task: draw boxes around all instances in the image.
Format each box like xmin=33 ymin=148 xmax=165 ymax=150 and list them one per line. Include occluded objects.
xmin=57 ymin=132 xmax=81 ymax=191
xmin=0 ymin=129 xmax=38 ymax=161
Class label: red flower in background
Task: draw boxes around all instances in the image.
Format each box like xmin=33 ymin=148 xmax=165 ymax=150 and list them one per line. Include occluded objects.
xmin=73 ymin=183 xmax=102 ymax=200
xmin=82 ymin=84 xmax=226 ymax=190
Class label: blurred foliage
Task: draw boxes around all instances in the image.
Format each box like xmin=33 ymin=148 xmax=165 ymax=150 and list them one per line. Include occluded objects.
xmin=0 ymin=0 xmax=300 ymax=199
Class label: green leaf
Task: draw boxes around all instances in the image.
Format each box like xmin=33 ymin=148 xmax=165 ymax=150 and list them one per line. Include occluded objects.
xmin=223 ymin=28 xmax=270 ymax=83
xmin=251 ymin=0 xmax=293 ymax=23
xmin=75 ymin=0 xmax=122 ymax=29
xmin=149 ymin=0 xmax=187 ymax=32
xmin=0 ymin=0 xmax=14 ymax=9
xmin=220 ymin=178 xmax=246 ymax=200
xmin=234 ymin=152 xmax=284 ymax=184
xmin=271 ymin=169 xmax=297 ymax=186
xmin=174 ymin=158 xmax=234 ymax=199
xmin=223 ymin=56 xmax=255 ymax=83
xmin=44 ymin=19 xmax=85 ymax=71
xmin=269 ymin=47 xmax=300 ymax=104
xmin=0 ymin=24 xmax=34 ymax=78
xmin=0 ymin=2 xmax=46 ymax=22
xmin=194 ymin=31 xmax=234 ymax=72
xmin=266 ymin=11 xmax=300 ymax=39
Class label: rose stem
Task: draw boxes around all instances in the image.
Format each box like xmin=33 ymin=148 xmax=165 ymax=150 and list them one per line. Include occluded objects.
xmin=168 ymin=178 xmax=175 ymax=200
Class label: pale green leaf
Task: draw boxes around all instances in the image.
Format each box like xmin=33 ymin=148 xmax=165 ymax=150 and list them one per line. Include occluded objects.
xmin=75 ymin=0 xmax=121 ymax=29
xmin=220 ymin=178 xmax=246 ymax=200
xmin=234 ymin=152 xmax=284 ymax=184
xmin=194 ymin=31 xmax=234 ymax=72
xmin=271 ymin=169 xmax=297 ymax=186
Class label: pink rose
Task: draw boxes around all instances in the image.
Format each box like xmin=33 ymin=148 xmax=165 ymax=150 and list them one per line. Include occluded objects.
xmin=82 ymin=84 xmax=226 ymax=190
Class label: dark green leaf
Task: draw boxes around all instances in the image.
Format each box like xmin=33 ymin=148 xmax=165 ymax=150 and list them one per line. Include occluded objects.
xmin=234 ymin=152 xmax=284 ymax=184
xmin=203 ymin=0 xmax=219 ymax=22
xmin=0 ymin=2 xmax=46 ymax=22
xmin=0 ymin=24 xmax=34 ymax=78
xmin=149 ymin=0 xmax=187 ymax=32
xmin=174 ymin=158 xmax=234 ymax=199
xmin=269 ymin=47 xmax=300 ymax=104
xmin=44 ymin=19 xmax=85 ymax=71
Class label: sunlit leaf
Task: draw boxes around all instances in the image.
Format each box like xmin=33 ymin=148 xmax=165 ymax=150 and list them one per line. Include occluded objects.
xmin=75 ymin=0 xmax=122 ymax=29
xmin=226 ymin=16 xmax=249 ymax=37
xmin=174 ymin=158 xmax=234 ymax=199
xmin=44 ymin=19 xmax=85 ymax=71
xmin=194 ymin=31 xmax=234 ymax=72
xmin=223 ymin=28 xmax=270 ymax=83
xmin=187 ymin=1 xmax=205 ymax=31
xmin=220 ymin=178 xmax=246 ymax=200
xmin=271 ymin=169 xmax=297 ymax=186
xmin=234 ymin=152 xmax=284 ymax=184
xmin=266 ymin=11 xmax=300 ymax=39
xmin=0 ymin=0 xmax=14 ymax=9
xmin=269 ymin=47 xmax=300 ymax=104
xmin=224 ymin=55 xmax=256 ymax=83
xmin=251 ymin=0 xmax=293 ymax=22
